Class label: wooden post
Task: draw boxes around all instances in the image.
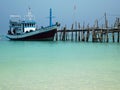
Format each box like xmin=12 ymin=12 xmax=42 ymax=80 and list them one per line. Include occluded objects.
xmin=92 ymin=29 xmax=94 ymax=42
xmin=86 ymin=24 xmax=90 ymax=42
xmin=75 ymin=31 xmax=77 ymax=41
xmin=78 ymin=31 xmax=80 ymax=41
xmin=112 ymin=31 xmax=115 ymax=43
xmin=100 ymin=29 xmax=103 ymax=42
xmin=65 ymin=32 xmax=67 ymax=41
xmin=104 ymin=13 xmax=109 ymax=43
xmin=65 ymin=25 xmax=67 ymax=41
xmin=60 ymin=27 xmax=63 ymax=41
xmin=117 ymin=32 xmax=119 ymax=43
xmin=71 ymin=31 xmax=73 ymax=41
xmin=60 ymin=31 xmax=62 ymax=41
xmin=78 ymin=23 xmax=81 ymax=41
xmin=117 ymin=18 xmax=120 ymax=43
xmin=102 ymin=25 xmax=105 ymax=42
xmin=106 ymin=29 xmax=109 ymax=43
xmin=92 ymin=25 xmax=96 ymax=42
xmin=62 ymin=27 xmax=66 ymax=41
xmin=82 ymin=31 xmax=85 ymax=42
xmin=75 ymin=21 xmax=77 ymax=41
xmin=82 ymin=22 xmax=85 ymax=41
xmin=59 ymin=32 xmax=60 ymax=41
xmin=56 ymin=31 xmax=58 ymax=41
xmin=71 ymin=24 xmax=74 ymax=41
xmin=67 ymin=32 xmax=69 ymax=40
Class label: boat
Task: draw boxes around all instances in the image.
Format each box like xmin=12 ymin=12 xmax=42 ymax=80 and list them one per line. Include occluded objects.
xmin=6 ymin=8 xmax=60 ymax=41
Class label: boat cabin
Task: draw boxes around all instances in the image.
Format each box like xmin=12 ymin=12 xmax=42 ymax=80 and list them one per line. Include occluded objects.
xmin=8 ymin=8 xmax=36 ymax=35
xmin=22 ymin=20 xmax=36 ymax=33
xmin=9 ymin=19 xmax=36 ymax=35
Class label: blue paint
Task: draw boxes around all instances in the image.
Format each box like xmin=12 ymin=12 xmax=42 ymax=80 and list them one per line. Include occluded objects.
xmin=49 ymin=8 xmax=52 ymax=26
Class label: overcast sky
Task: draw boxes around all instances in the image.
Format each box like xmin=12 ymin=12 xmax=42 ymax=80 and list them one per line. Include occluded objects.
xmin=0 ymin=0 xmax=120 ymax=34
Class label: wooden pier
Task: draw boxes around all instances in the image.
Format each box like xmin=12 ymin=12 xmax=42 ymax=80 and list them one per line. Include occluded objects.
xmin=55 ymin=16 xmax=120 ymax=43
xmin=55 ymin=28 xmax=120 ymax=43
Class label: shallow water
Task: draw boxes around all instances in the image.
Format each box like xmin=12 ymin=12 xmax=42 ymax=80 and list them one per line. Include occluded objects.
xmin=0 ymin=40 xmax=120 ymax=90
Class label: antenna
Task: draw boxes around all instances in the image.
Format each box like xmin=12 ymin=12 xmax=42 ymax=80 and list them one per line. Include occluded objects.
xmin=25 ymin=7 xmax=35 ymax=20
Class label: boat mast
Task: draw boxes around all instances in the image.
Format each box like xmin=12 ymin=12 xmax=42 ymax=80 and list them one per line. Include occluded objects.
xmin=49 ymin=8 xmax=52 ymax=26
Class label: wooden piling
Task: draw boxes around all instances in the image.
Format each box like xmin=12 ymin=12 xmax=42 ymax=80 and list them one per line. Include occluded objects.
xmin=71 ymin=31 xmax=73 ymax=41
xmin=92 ymin=29 xmax=94 ymax=42
xmin=112 ymin=31 xmax=115 ymax=43
xmin=82 ymin=31 xmax=85 ymax=41
xmin=100 ymin=29 xmax=103 ymax=42
xmin=56 ymin=31 xmax=58 ymax=41
xmin=92 ymin=27 xmax=96 ymax=42
xmin=65 ymin=31 xmax=68 ymax=41
xmin=75 ymin=31 xmax=77 ymax=41
xmin=62 ymin=27 xmax=66 ymax=41
xmin=75 ymin=21 xmax=78 ymax=41
xmin=71 ymin=24 xmax=74 ymax=41
xmin=86 ymin=30 xmax=89 ymax=42
xmin=78 ymin=31 xmax=80 ymax=41
xmin=67 ymin=32 xmax=69 ymax=40
xmin=117 ymin=32 xmax=119 ymax=43
xmin=78 ymin=23 xmax=81 ymax=41
xmin=60 ymin=31 xmax=62 ymax=41
xmin=82 ymin=22 xmax=85 ymax=42
xmin=106 ymin=29 xmax=109 ymax=43
xmin=86 ymin=24 xmax=90 ymax=42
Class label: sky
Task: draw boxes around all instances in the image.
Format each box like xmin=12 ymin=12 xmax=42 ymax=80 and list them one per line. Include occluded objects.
xmin=0 ymin=0 xmax=120 ymax=34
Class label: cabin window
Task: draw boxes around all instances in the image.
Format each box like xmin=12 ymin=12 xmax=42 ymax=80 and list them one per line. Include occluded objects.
xmin=12 ymin=24 xmax=15 ymax=26
xmin=33 ymin=24 xmax=35 ymax=27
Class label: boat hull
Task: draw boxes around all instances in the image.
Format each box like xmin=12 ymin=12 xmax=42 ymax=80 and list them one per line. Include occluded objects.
xmin=7 ymin=29 xmax=57 ymax=41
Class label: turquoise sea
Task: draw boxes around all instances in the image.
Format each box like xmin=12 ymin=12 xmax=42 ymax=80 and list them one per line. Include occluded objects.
xmin=0 ymin=39 xmax=120 ymax=90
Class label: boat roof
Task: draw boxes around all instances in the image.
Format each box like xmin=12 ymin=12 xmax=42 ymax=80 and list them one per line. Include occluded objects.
xmin=10 ymin=19 xmax=36 ymax=24
xmin=10 ymin=8 xmax=36 ymax=24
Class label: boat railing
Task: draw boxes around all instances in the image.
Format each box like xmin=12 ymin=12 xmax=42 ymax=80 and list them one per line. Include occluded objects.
xmin=9 ymin=15 xmax=21 ymax=22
